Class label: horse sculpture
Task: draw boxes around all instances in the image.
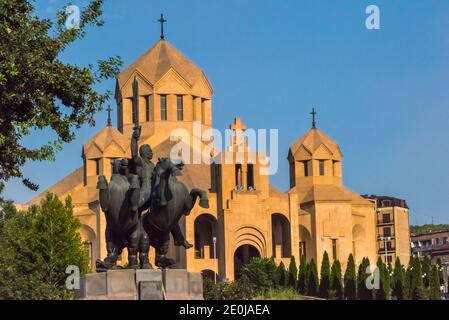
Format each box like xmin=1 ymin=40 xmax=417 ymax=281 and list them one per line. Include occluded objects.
xmin=96 ymin=159 xmax=151 ymax=271
xmin=143 ymin=158 xmax=209 ymax=268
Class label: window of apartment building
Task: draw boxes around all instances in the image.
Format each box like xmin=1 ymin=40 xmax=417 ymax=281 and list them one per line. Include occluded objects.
xmin=382 ymin=200 xmax=391 ymax=207
xmin=382 ymin=213 xmax=391 ymax=223
xmin=386 ymin=241 xmax=393 ymax=251
xmin=160 ymin=95 xmax=167 ymax=121
xmin=299 ymin=241 xmax=307 ymax=258
xmin=332 ymin=239 xmax=338 ymax=260
xmin=319 ymin=160 xmax=325 ymax=176
xmin=177 ymin=95 xmax=184 ymax=121
xmin=384 ymin=227 xmax=391 ymax=237
xmin=386 ymin=255 xmax=393 ymax=264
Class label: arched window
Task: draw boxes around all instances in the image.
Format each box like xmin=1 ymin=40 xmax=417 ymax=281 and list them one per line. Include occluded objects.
xmin=194 ymin=214 xmax=218 ymax=259
xmin=271 ymin=214 xmax=292 ymax=258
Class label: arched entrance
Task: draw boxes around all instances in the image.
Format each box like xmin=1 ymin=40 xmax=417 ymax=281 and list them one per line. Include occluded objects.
xmin=194 ymin=214 xmax=218 ymax=259
xmin=234 ymin=244 xmax=260 ymax=279
xmin=272 ymin=214 xmax=292 ymax=258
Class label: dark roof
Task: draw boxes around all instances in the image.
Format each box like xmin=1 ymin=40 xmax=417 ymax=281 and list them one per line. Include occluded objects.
xmin=361 ymin=195 xmax=409 ymax=209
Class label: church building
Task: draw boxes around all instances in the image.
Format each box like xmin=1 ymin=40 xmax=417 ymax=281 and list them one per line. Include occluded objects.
xmin=25 ymin=23 xmax=408 ymax=281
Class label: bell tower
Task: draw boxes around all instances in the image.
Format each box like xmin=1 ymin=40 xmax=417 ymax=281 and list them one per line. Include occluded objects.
xmin=114 ymin=15 xmax=213 ymax=147
xmin=288 ymin=109 xmax=343 ymax=190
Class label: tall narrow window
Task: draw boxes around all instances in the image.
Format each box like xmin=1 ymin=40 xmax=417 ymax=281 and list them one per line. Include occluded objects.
xmin=247 ymin=164 xmax=254 ymax=190
xmin=95 ymin=159 xmax=100 ymax=175
xmin=319 ymin=160 xmax=325 ymax=176
xmin=384 ymin=227 xmax=391 ymax=237
xmin=145 ymin=95 xmax=151 ymax=122
xmin=160 ymin=95 xmax=167 ymax=121
xmin=332 ymin=239 xmax=338 ymax=260
xmin=303 ymin=161 xmax=309 ymax=177
xmin=177 ymin=95 xmax=184 ymax=121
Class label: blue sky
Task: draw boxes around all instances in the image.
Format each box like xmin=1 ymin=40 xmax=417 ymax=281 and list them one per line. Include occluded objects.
xmin=4 ymin=0 xmax=449 ymax=225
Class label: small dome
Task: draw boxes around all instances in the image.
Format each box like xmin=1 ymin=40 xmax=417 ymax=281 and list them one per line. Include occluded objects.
xmin=82 ymin=126 xmax=129 ymax=158
xmin=289 ymin=128 xmax=342 ymax=161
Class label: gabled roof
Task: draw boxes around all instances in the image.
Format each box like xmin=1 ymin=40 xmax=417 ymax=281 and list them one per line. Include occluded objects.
xmin=82 ymin=126 xmax=129 ymax=157
xmin=289 ymin=128 xmax=342 ymax=160
xmin=116 ymin=40 xmax=211 ymax=91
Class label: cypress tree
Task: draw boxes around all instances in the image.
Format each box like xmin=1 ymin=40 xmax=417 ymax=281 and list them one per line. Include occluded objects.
xmin=410 ymin=257 xmax=424 ymax=300
xmin=436 ymin=258 xmax=444 ymax=286
xmin=277 ymin=261 xmax=287 ymax=287
xmin=357 ymin=257 xmax=373 ymax=300
xmin=429 ymin=265 xmax=441 ymax=300
xmin=375 ymin=257 xmax=390 ymax=300
xmin=344 ymin=254 xmax=357 ymax=300
xmin=330 ymin=259 xmax=343 ymax=300
xmin=297 ymin=255 xmax=308 ymax=294
xmin=287 ymin=256 xmax=298 ymax=288
xmin=422 ymin=255 xmax=431 ymax=288
xmin=307 ymin=259 xmax=319 ymax=297
xmin=268 ymin=257 xmax=279 ymax=287
xmin=392 ymin=257 xmax=405 ymax=300
xmin=319 ymin=251 xmax=331 ymax=298
xmin=404 ymin=256 xmax=414 ymax=299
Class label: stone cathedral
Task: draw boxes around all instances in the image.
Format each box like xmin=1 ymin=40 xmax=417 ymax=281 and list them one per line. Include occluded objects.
xmin=25 ymin=32 xmax=403 ymax=281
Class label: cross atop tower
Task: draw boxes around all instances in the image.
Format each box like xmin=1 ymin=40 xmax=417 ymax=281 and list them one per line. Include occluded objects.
xmin=158 ymin=14 xmax=167 ymax=40
xmin=106 ymin=105 xmax=112 ymax=126
xmin=310 ymin=108 xmax=317 ymax=129
xmin=230 ymin=117 xmax=247 ymax=131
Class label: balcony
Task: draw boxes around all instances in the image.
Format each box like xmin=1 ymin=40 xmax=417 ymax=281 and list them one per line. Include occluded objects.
xmin=377 ymin=219 xmax=394 ymax=226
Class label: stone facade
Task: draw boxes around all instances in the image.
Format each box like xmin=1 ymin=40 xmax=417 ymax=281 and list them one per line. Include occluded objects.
xmin=25 ymin=38 xmax=410 ymax=281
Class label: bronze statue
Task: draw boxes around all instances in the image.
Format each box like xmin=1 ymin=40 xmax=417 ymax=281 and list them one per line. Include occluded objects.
xmin=143 ymin=158 xmax=209 ymax=268
xmin=96 ymin=159 xmax=145 ymax=271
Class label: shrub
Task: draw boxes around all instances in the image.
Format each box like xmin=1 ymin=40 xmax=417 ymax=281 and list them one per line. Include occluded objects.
xmin=203 ymin=276 xmax=255 ymax=300
xmin=241 ymin=257 xmax=277 ymax=294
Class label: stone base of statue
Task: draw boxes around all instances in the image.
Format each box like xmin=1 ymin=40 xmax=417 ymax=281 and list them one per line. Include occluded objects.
xmin=76 ymin=269 xmax=203 ymax=300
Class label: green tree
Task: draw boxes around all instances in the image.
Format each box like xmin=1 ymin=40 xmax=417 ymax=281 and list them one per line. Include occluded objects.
xmin=318 ymin=251 xmax=331 ymax=298
xmin=410 ymin=257 xmax=425 ymax=300
xmin=375 ymin=257 xmax=391 ymax=300
xmin=0 ymin=0 xmax=122 ymax=192
xmin=421 ymin=255 xmax=431 ymax=288
xmin=428 ymin=265 xmax=441 ymax=300
xmin=307 ymin=259 xmax=319 ymax=297
xmin=344 ymin=254 xmax=357 ymax=300
xmin=268 ymin=257 xmax=279 ymax=287
xmin=357 ymin=257 xmax=373 ymax=300
xmin=287 ymin=256 xmax=298 ymax=288
xmin=330 ymin=259 xmax=343 ymax=300
xmin=297 ymin=255 xmax=308 ymax=294
xmin=0 ymin=193 xmax=89 ymax=299
xmin=276 ymin=261 xmax=287 ymax=287
xmin=392 ymin=257 xmax=405 ymax=300
xmin=404 ymin=256 xmax=414 ymax=299
xmin=436 ymin=258 xmax=444 ymax=286
xmin=241 ymin=257 xmax=276 ymax=294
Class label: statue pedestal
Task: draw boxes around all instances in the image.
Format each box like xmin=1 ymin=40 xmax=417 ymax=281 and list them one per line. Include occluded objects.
xmin=76 ymin=269 xmax=203 ymax=300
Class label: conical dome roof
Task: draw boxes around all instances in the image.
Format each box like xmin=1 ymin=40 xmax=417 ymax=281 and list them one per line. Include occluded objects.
xmin=289 ymin=128 xmax=342 ymax=161
xmin=116 ymin=40 xmax=211 ymax=89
